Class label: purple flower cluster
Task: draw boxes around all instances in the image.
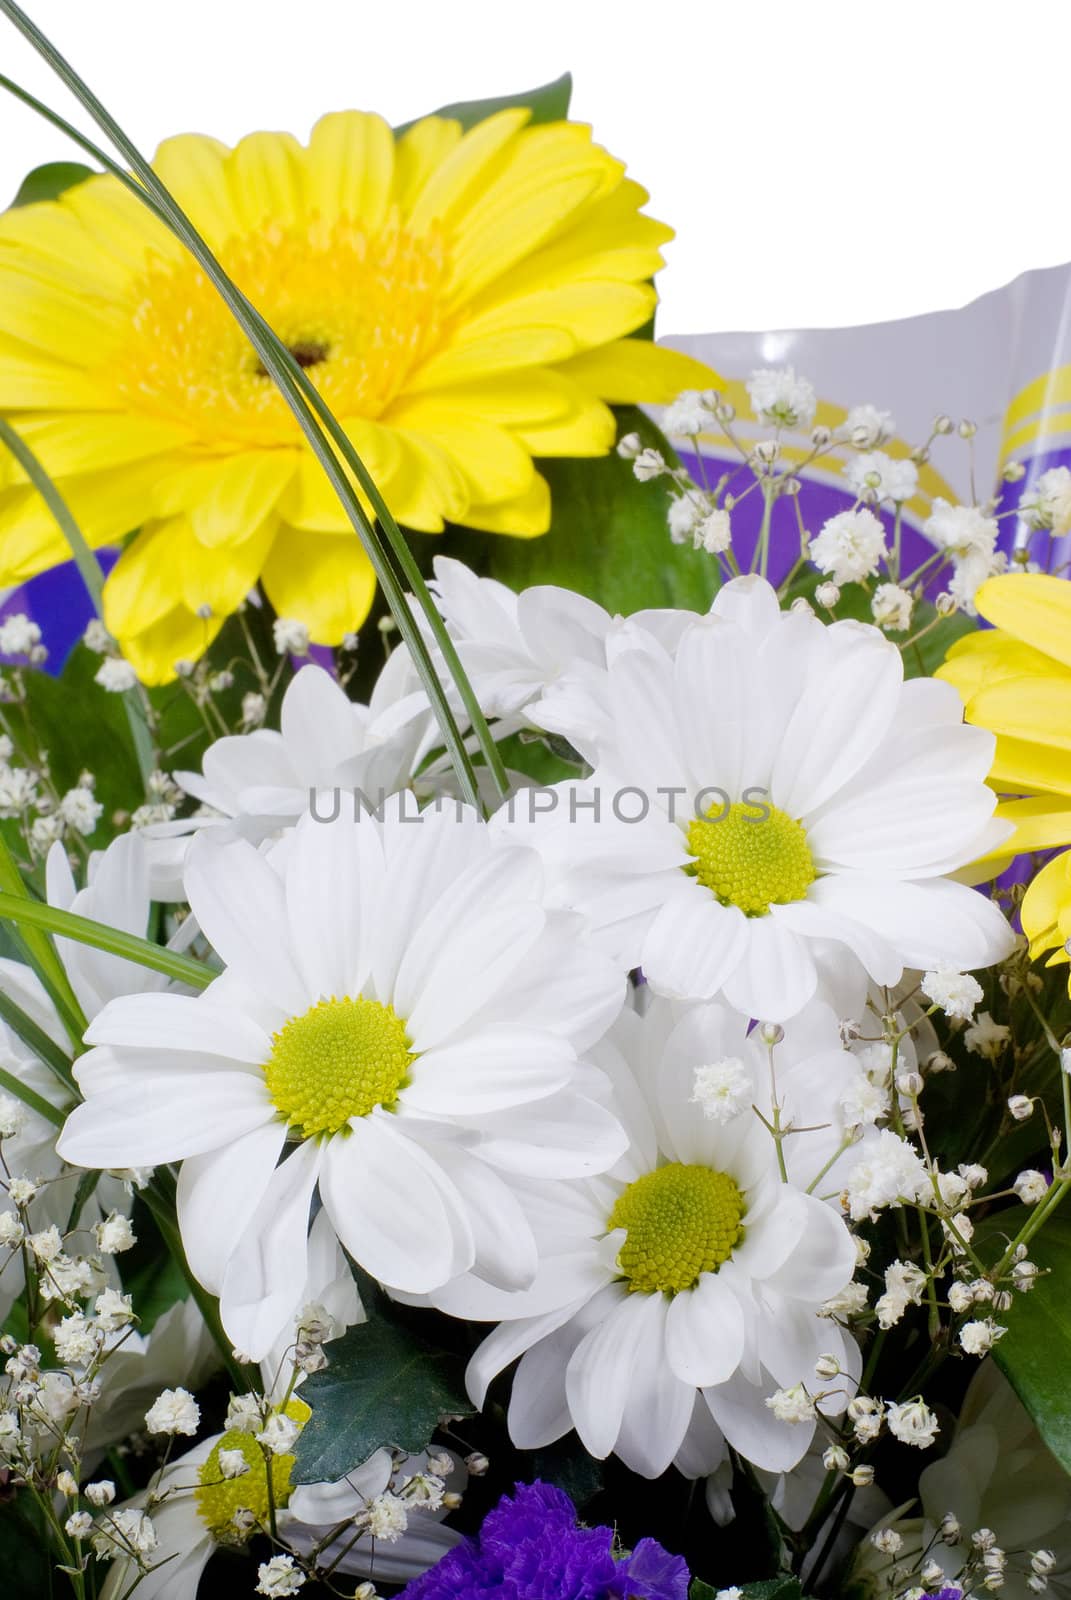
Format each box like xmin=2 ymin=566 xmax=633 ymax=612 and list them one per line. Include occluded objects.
xmin=399 ymin=1480 xmax=690 ymax=1600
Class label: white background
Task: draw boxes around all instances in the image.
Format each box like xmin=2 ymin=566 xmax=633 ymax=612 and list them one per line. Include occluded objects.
xmin=0 ymin=0 xmax=1069 ymax=335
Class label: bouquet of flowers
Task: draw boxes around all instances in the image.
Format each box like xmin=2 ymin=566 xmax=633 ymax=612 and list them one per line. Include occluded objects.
xmin=0 ymin=8 xmax=1068 ymax=1600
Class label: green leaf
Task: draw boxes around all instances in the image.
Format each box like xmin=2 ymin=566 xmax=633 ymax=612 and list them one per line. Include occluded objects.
xmin=0 ymin=1493 xmax=54 ymax=1596
xmin=405 ymin=73 xmax=572 ymax=134
xmin=743 ymin=1580 xmax=804 ymax=1600
xmin=690 ymin=1583 xmax=719 ymax=1599
xmin=979 ymin=1206 xmax=1071 ymax=1473
xmin=291 ymin=1312 xmax=473 ymax=1486
xmin=10 ymin=158 xmax=93 ymax=207
xmin=529 ymin=1437 xmax=604 ymax=1509
xmin=483 ymin=407 xmax=719 ymax=616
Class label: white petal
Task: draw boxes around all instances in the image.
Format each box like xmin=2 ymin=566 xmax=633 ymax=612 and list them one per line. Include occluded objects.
xmin=84 ymin=992 xmax=271 ymax=1061
xmin=613 ymin=1297 xmax=696 ymax=1478
xmin=565 ymin=1285 xmax=660 ymax=1459
xmin=704 ymin=1366 xmax=814 ymax=1473
xmin=469 ymin=1090 xmax=628 ymax=1178
xmin=811 ymin=873 xmax=1015 ymax=972
xmin=665 ymin=1269 xmax=746 ymax=1387
xmin=466 ymin=1295 xmax=594 ymax=1409
xmin=772 ymin=896 xmax=900 ymax=988
xmin=641 ymin=887 xmax=747 ymax=1001
xmin=419 ymin=1250 xmax=614 ymax=1323
xmin=719 ymin=915 xmax=817 ymax=1023
xmin=58 ymin=1075 xmax=272 ymax=1167
xmin=425 ymin=1148 xmax=538 ymax=1292
xmin=398 ymin=846 xmax=546 ymax=1047
xmin=280 ymin=663 xmax=364 ymax=779
xmin=177 ymin=1120 xmax=286 ymax=1294
xmin=709 ymin=574 xmax=782 ymax=634
xmin=219 ymin=1137 xmax=321 ymax=1360
xmin=759 ymin=1193 xmax=857 ymax=1303
xmin=285 ymin=808 xmax=383 ymax=1000
xmin=406 ymin=1029 xmax=574 ymax=1114
xmin=319 ymin=1115 xmax=474 ymax=1293
xmin=184 ymin=833 xmax=307 ymax=1011
xmin=772 ymin=623 xmax=902 ymax=816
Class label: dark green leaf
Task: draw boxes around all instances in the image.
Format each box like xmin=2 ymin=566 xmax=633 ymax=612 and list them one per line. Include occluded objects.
xmin=290 ymin=1314 xmax=474 ymax=1485
xmin=743 ymin=1580 xmax=803 ymax=1600
xmin=978 ymin=1207 xmax=1071 ymax=1472
xmin=402 ymin=73 xmax=572 ymax=135
xmin=529 ymin=1437 xmax=604 ymax=1510
xmin=10 ymin=159 xmax=94 ymax=208
xmin=0 ymin=1492 xmax=53 ymax=1597
xmin=484 ymin=407 xmax=720 ymax=616
xmin=690 ymin=1582 xmax=719 ymax=1600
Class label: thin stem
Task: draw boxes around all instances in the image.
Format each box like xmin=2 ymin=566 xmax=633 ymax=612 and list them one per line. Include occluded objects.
xmin=0 ymin=893 xmax=213 ymax=990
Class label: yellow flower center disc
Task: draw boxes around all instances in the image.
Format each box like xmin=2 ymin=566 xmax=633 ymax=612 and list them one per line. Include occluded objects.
xmin=608 ymin=1163 xmax=744 ymax=1294
xmin=195 ymin=1400 xmax=309 ymax=1544
xmin=265 ymin=996 xmax=413 ymax=1138
xmin=118 ymin=214 xmax=448 ymax=444
xmin=685 ymin=801 xmax=816 ymax=917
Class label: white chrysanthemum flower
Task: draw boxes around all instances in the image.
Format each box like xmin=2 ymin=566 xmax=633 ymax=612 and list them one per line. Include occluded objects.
xmin=845 ymin=451 xmax=918 ymax=505
xmin=843 ymin=405 xmax=896 ymax=449
xmin=809 ymin=508 xmax=887 ymax=585
xmin=60 ymin=798 xmax=625 ymax=1358
xmin=140 ymin=658 xmax=437 ymax=899
xmin=1020 ymin=465 xmax=1071 ymax=535
xmin=96 ymin=1415 xmax=464 ymax=1600
xmin=746 ymin=367 xmax=817 ymax=430
xmin=428 ymin=997 xmax=862 ymax=1480
xmin=500 ymin=576 xmax=1013 ymax=1022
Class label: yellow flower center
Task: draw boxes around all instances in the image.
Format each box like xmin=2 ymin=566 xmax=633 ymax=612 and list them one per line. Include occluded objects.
xmin=117 ymin=213 xmax=449 ymax=445
xmin=608 ymin=1163 xmax=744 ymax=1294
xmin=265 ymin=996 xmax=413 ymax=1138
xmin=686 ymin=801 xmax=816 ymax=916
xmin=195 ymin=1400 xmax=308 ymax=1544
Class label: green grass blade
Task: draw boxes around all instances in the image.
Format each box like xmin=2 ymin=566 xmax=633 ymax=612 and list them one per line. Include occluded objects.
xmin=0 ymin=1060 xmax=65 ymax=1127
xmin=0 ymin=985 xmax=75 ymax=1092
xmin=0 ymin=834 xmax=86 ymax=1047
xmin=0 ymin=892 xmax=213 ymax=991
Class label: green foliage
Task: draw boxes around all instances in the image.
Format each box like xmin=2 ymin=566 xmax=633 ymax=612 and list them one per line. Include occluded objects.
xmin=290 ymin=1291 xmax=473 ymax=1486
xmin=484 ymin=407 xmax=720 ymax=617
xmin=405 ymin=73 xmax=572 ymax=134
xmin=0 ymin=1494 xmax=52 ymax=1595
xmin=987 ymin=1207 xmax=1071 ymax=1474
xmin=10 ymin=159 xmax=93 ymax=207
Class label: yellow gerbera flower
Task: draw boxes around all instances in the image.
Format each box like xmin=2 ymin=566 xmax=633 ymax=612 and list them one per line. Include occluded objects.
xmin=0 ymin=108 xmax=713 ymax=683
xmin=938 ymin=571 xmax=1071 ymax=984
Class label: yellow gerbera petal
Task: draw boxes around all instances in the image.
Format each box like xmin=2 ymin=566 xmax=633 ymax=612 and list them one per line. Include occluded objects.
xmin=387 ymin=399 xmax=534 ymax=503
xmin=392 ymin=116 xmax=463 ymax=213
xmin=121 ymin=604 xmax=225 ymax=687
xmin=968 ymin=677 xmax=1071 ymax=753
xmin=104 ymin=518 xmax=199 ymax=632
xmin=303 ymin=112 xmax=395 ymax=230
xmin=938 ymin=630 xmax=1064 ymax=701
xmin=0 ymin=458 xmax=173 ymax=583
xmin=181 ymin=520 xmax=278 ymax=617
xmin=261 ymin=528 xmax=376 ymax=640
xmin=153 ymin=133 xmax=237 ymax=250
xmin=559 ymin=339 xmax=719 ymax=404
xmin=1021 ymin=849 xmax=1071 ymax=961
xmin=460 ymin=473 xmax=551 ymax=537
xmin=0 ymin=334 xmax=109 ymax=409
xmin=988 ymin=736 xmax=1071 ymax=799
xmin=994 ymin=796 xmax=1071 ymax=853
xmin=405 ymin=108 xmax=530 ymax=233
xmin=225 ymin=131 xmax=305 ymax=232
xmin=513 ymin=391 xmax=616 ymax=457
xmin=187 ymin=451 xmax=299 ymax=547
xmin=4 ymin=414 xmax=192 ymax=483
xmin=975 ymin=572 xmax=1071 ymax=670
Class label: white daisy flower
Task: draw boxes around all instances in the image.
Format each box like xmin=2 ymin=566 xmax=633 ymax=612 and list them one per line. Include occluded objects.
xmin=97 ymin=1411 xmax=464 ymax=1600
xmin=59 ymin=798 xmax=626 ymax=1358
xmin=500 ymin=576 xmax=1014 ymax=1021
xmin=418 ymin=996 xmax=862 ymax=1480
xmin=141 ymin=656 xmax=436 ymax=899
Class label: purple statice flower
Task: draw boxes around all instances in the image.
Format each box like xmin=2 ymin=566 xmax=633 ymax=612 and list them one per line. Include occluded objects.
xmin=398 ymin=1480 xmax=690 ymax=1600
